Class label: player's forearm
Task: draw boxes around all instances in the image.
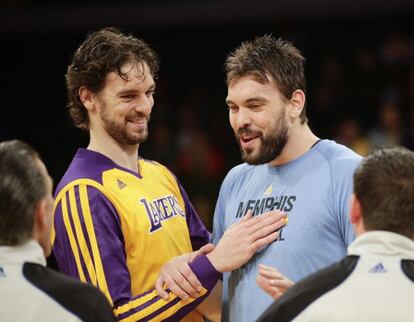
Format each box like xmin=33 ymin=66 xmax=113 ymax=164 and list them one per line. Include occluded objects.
xmin=196 ymin=281 xmax=222 ymax=322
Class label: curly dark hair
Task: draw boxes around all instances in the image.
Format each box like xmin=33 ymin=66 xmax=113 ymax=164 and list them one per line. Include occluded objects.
xmin=225 ymin=35 xmax=307 ymax=124
xmin=66 ymin=27 xmax=159 ymax=130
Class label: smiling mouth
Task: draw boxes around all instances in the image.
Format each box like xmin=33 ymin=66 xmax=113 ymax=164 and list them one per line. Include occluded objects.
xmin=240 ymin=135 xmax=258 ymax=144
xmin=127 ymin=118 xmax=146 ymax=124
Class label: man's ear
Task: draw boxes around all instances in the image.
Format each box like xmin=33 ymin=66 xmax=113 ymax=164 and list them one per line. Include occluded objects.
xmin=33 ymin=199 xmax=48 ymax=237
xmin=350 ymin=193 xmax=362 ymax=225
xmin=288 ymin=89 xmax=306 ymax=120
xmin=33 ymin=198 xmax=52 ymax=256
xmin=78 ymin=86 xmax=96 ymax=111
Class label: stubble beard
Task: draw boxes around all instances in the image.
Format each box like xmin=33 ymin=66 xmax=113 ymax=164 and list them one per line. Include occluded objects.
xmin=237 ymin=114 xmax=289 ymax=165
xmin=100 ymin=108 xmax=150 ymax=146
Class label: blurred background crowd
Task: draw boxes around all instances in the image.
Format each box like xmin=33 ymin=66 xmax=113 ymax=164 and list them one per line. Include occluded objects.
xmin=1 ymin=0 xmax=413 ymax=229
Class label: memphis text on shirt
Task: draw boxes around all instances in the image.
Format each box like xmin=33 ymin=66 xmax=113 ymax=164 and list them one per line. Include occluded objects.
xmin=140 ymin=195 xmax=185 ymax=233
xmin=235 ymin=195 xmax=296 ymax=218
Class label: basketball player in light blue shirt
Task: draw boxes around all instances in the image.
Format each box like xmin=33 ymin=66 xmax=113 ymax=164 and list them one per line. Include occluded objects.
xmin=211 ymin=35 xmax=362 ymax=322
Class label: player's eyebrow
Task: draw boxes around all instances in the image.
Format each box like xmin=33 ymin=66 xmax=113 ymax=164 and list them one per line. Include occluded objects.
xmin=225 ymin=96 xmax=267 ymax=106
xmin=244 ymin=96 xmax=267 ymax=105
xmin=117 ymin=89 xmax=139 ymax=96
xmin=117 ymin=84 xmax=156 ymax=96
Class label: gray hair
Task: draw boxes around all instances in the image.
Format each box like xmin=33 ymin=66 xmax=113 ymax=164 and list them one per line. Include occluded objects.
xmin=0 ymin=140 xmax=47 ymax=245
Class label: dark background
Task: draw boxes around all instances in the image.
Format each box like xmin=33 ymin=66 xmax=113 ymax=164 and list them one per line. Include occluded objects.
xmin=1 ymin=0 xmax=414 ymax=229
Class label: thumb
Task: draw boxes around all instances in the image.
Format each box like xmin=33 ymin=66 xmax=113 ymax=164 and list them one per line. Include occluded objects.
xmin=189 ymin=243 xmax=215 ymax=262
xmin=199 ymin=243 xmax=215 ymax=254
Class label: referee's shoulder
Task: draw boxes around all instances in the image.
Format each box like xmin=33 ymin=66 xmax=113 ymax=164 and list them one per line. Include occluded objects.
xmin=24 ymin=262 xmax=116 ymax=322
xmin=257 ymin=256 xmax=359 ymax=322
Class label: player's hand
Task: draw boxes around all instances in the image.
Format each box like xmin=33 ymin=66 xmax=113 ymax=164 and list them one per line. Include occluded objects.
xmin=256 ymin=264 xmax=294 ymax=299
xmin=155 ymin=243 xmax=215 ymax=301
xmin=206 ymin=210 xmax=287 ymax=272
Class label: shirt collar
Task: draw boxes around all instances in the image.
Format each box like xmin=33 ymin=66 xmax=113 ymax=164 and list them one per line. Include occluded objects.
xmin=348 ymin=231 xmax=414 ymax=260
xmin=0 ymin=240 xmax=46 ymax=266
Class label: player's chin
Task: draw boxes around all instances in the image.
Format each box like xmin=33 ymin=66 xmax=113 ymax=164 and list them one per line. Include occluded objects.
xmin=124 ymin=131 xmax=148 ymax=145
xmin=131 ymin=136 xmax=147 ymax=145
xmin=241 ymin=150 xmax=259 ymax=164
xmin=136 ymin=131 xmax=149 ymax=144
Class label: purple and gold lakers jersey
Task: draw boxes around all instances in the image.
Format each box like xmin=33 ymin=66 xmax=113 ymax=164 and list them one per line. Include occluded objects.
xmin=52 ymin=149 xmax=215 ymax=321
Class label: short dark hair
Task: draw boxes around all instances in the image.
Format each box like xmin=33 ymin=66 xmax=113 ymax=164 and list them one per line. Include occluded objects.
xmin=225 ymin=35 xmax=307 ymax=124
xmin=353 ymin=146 xmax=414 ymax=238
xmin=0 ymin=140 xmax=47 ymax=245
xmin=66 ymin=27 xmax=159 ymax=130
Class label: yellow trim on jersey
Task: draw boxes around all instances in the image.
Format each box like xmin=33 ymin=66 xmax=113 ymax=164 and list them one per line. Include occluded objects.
xmin=68 ymin=187 xmax=97 ymax=286
xmin=52 ymin=178 xmax=120 ymax=245
xmin=155 ymin=291 xmax=206 ymax=320
xmin=153 ymin=288 xmax=207 ymax=321
xmin=119 ymin=293 xmax=169 ymax=320
xmin=115 ymin=289 xmax=167 ymax=316
xmin=52 ymin=179 xmax=116 ymax=306
xmin=78 ymin=184 xmax=113 ymax=306
xmin=54 ymin=179 xmax=119 ymax=212
xmin=50 ymin=220 xmax=56 ymax=246
xmin=115 ymin=288 xmax=207 ymax=322
xmin=60 ymin=193 xmax=86 ymax=282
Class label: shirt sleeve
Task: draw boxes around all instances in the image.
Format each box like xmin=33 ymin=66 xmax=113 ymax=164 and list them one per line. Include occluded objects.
xmin=52 ymin=183 xmax=220 ymax=322
xmin=212 ymin=169 xmax=234 ymax=245
xmin=177 ymin=181 xmax=212 ymax=250
xmin=331 ymin=156 xmax=361 ymax=246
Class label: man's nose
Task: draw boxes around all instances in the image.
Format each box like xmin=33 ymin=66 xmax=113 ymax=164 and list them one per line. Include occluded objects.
xmin=235 ymin=108 xmax=252 ymax=129
xmin=134 ymin=95 xmax=153 ymax=113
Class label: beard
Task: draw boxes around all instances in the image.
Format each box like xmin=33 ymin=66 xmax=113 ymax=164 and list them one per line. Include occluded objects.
xmin=100 ymin=106 xmax=150 ymax=146
xmin=236 ymin=111 xmax=289 ymax=165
